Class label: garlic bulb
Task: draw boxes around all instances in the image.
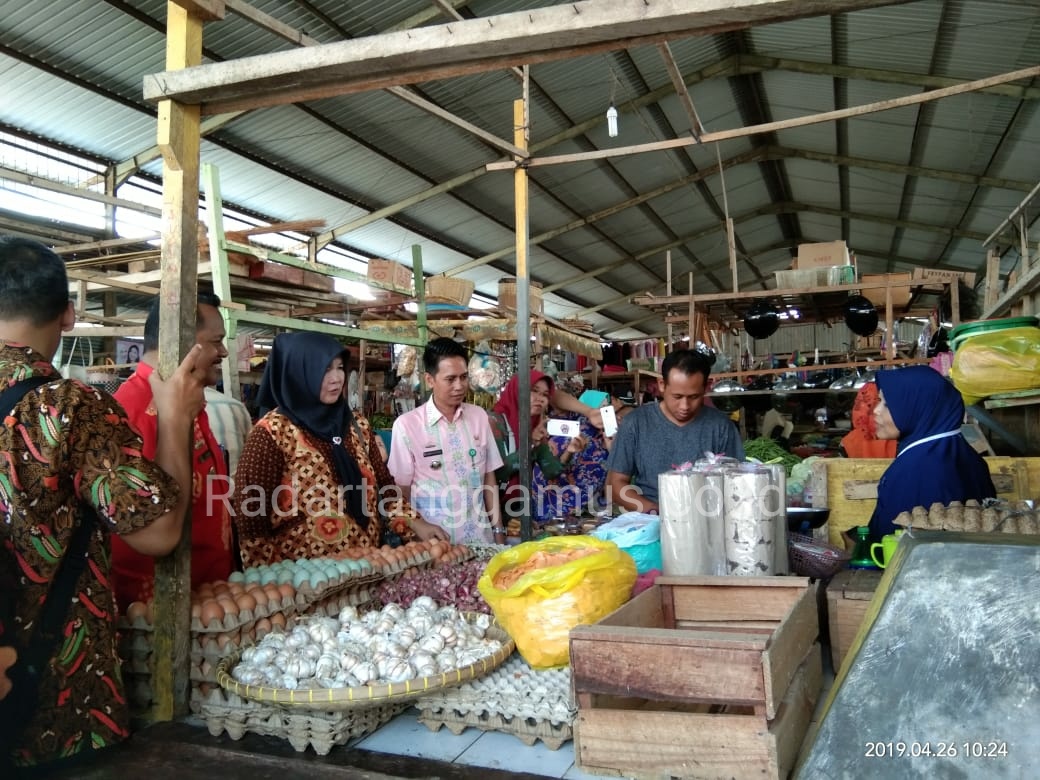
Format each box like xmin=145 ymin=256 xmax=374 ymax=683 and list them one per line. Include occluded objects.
xmin=411 ymin=595 xmax=437 ymax=613
xmin=381 ymin=603 xmax=405 ymax=622
xmin=306 ymin=619 xmax=337 ymax=644
xmin=353 ymin=661 xmax=378 ymax=684
xmin=315 ymin=653 xmax=339 ymax=679
xmin=436 ymin=624 xmax=458 ymax=646
xmin=418 ymin=633 xmax=445 ymax=654
xmin=393 ymin=625 xmax=417 ymax=647
xmin=373 ymin=616 xmax=396 ymax=634
xmin=407 ymin=613 xmax=435 ymax=636
xmin=338 ymin=605 xmax=359 ymax=623
xmin=339 ymin=651 xmax=362 ymax=672
xmin=280 ymin=674 xmax=299 ymax=690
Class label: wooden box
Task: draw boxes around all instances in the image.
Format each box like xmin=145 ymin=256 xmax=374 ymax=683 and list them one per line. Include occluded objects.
xmin=248 ymin=260 xmax=303 ymax=287
xmin=570 ymin=577 xmax=821 ymax=779
xmin=367 ymin=258 xmax=414 ymax=293
xmin=825 ymin=568 xmax=882 ymax=674
xmin=860 ymin=272 xmax=912 ymax=307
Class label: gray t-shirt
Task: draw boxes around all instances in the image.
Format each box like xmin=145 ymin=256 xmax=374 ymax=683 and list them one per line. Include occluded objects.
xmin=605 ymin=402 xmax=744 ymax=504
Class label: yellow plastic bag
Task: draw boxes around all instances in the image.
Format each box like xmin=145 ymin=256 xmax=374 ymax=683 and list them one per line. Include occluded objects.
xmin=950 ymin=326 xmax=1040 ymax=404
xmin=477 ymin=536 xmax=636 ymax=669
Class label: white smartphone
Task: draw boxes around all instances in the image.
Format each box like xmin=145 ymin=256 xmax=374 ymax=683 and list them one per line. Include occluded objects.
xmin=546 ymin=418 xmax=578 ymax=437
xmin=600 ymin=404 xmax=618 ymax=437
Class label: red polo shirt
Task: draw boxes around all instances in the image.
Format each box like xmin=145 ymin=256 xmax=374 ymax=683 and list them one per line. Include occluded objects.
xmin=111 ymin=362 xmax=233 ymax=609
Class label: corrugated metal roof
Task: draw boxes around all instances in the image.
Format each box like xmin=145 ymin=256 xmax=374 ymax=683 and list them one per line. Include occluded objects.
xmin=1 ymin=0 xmax=1038 ymax=342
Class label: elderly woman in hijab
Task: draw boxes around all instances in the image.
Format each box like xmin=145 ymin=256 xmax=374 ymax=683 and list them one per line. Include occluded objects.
xmin=233 ymin=333 xmax=425 ymax=567
xmin=868 ymin=365 xmax=995 ymax=541
xmin=839 ymin=382 xmax=897 ymax=459
xmin=488 ymin=370 xmax=586 ymax=513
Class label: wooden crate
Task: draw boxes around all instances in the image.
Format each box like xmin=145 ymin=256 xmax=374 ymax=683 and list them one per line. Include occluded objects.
xmin=811 ymin=457 xmax=1040 ymax=547
xmin=825 ymin=568 xmax=882 ymax=674
xmin=570 ymin=577 xmax=821 ymax=779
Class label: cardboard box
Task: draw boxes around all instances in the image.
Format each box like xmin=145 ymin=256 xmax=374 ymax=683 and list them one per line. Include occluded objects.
xmin=911 ymin=266 xmax=977 ymax=287
xmin=860 ymin=272 xmax=912 ymax=308
xmin=367 ymin=258 xmax=414 ymax=293
xmin=825 ymin=568 xmax=883 ymax=674
xmin=571 ymin=577 xmax=821 ymax=779
xmin=794 ymin=240 xmax=850 ymax=270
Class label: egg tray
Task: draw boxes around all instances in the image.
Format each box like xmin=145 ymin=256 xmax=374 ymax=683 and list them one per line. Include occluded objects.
xmin=304 ymin=584 xmax=381 ymax=620
xmin=431 ymin=545 xmax=477 ymax=568
xmin=198 ymin=686 xmax=408 ymax=755
xmin=417 ymin=706 xmax=572 ymax=751
xmin=295 ymin=571 xmax=385 ymax=613
xmin=376 ymin=549 xmax=435 ymax=579
xmin=116 ymin=592 xmax=303 ymax=637
xmin=414 ymin=653 xmax=575 ymax=748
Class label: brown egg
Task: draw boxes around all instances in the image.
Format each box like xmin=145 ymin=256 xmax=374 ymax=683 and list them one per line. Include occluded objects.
xmin=200 ymin=599 xmax=225 ymax=628
xmin=276 ymin=583 xmax=295 ymax=601
xmin=227 ymin=582 xmax=245 ymax=597
xmin=247 ymin=586 xmax=268 ymax=609
xmin=235 ymin=592 xmax=257 ymax=614
xmin=269 ymin=611 xmax=286 ymax=628
xmin=126 ymin=601 xmax=149 ymax=623
xmin=216 ymin=596 xmax=238 ymax=620
xmin=263 ymin=584 xmax=283 ymax=606
xmin=197 ymin=584 xmax=214 ymax=600
xmin=253 ymin=617 xmax=272 ymax=638
xmin=211 ymin=582 xmax=230 ymax=597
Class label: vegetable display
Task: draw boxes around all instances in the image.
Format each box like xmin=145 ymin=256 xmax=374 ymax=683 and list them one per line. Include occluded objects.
xmin=742 ymin=437 xmax=802 ymax=475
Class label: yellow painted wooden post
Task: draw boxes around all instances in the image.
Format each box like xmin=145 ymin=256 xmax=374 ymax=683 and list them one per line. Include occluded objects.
xmin=152 ymin=0 xmax=218 ymax=721
xmin=513 ymin=94 xmax=532 ymax=540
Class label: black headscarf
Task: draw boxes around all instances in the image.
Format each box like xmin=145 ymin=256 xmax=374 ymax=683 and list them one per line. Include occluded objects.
xmin=256 ymin=332 xmax=368 ymax=526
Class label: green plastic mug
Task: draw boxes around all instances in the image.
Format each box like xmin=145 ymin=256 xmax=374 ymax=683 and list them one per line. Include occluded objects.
xmin=870 ymin=530 xmax=905 ymax=569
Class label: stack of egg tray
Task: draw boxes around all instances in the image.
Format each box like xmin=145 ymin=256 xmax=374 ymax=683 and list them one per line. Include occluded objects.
xmin=416 ymin=653 xmax=575 ymax=750
xmin=118 ymin=590 xmax=305 ymax=715
xmin=198 ymin=686 xmax=407 ymax=755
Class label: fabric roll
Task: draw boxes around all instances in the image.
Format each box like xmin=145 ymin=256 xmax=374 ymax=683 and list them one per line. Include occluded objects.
xmin=693 ymin=472 xmax=727 ymax=576
xmin=724 ymin=466 xmax=775 ymax=576
xmin=659 ymin=471 xmax=707 ymax=575
xmin=766 ymin=464 xmax=789 ymax=575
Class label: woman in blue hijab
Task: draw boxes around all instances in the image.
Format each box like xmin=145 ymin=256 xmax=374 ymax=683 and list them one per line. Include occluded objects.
xmin=868 ymin=365 xmax=995 ymax=540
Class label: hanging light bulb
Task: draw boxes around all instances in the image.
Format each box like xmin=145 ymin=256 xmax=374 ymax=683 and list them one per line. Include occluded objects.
xmin=606 ymin=104 xmax=619 ymax=138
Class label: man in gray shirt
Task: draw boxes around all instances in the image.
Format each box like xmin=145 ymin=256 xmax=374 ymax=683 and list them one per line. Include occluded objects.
xmin=606 ymin=349 xmax=744 ymax=513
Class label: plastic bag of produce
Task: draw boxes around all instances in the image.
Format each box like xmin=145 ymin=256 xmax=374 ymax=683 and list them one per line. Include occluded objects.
xmin=477 ymin=536 xmax=636 ymax=669
xmin=950 ymin=326 xmax=1040 ymax=404
xmin=590 ymin=513 xmax=661 ymax=574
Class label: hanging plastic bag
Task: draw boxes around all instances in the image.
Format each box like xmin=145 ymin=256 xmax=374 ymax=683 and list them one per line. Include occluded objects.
xmin=59 ymin=337 xmax=92 ymax=382
xmin=950 ymin=326 xmax=1040 ymax=405
xmin=477 ymin=536 xmax=636 ymax=669
xmin=590 ymin=513 xmax=662 ymax=574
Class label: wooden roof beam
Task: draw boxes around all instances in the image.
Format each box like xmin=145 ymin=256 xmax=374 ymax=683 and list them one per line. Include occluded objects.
xmin=658 ymin=41 xmax=705 ymax=139
xmin=736 ymin=54 xmax=1040 ymax=102
xmin=317 ymin=56 xmax=737 ymax=247
xmin=143 ymin=0 xmax=913 ymax=114
xmin=488 ymin=65 xmax=1040 ymax=171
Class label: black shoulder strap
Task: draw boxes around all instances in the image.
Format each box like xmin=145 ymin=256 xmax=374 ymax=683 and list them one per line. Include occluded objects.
xmin=0 ymin=375 xmax=52 ymax=416
xmin=0 ymin=375 xmax=96 ymax=757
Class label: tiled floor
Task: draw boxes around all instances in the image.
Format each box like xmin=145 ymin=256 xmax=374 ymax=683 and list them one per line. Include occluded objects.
xmin=356 ymin=707 xmax=602 ymax=779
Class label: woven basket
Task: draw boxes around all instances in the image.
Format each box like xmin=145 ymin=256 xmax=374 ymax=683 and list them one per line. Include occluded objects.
xmin=425 ymin=275 xmax=475 ymax=306
xmin=215 ymin=614 xmax=514 ymax=711
xmin=788 ymin=533 xmax=851 ymax=579
xmin=498 ymin=277 xmax=543 ymax=315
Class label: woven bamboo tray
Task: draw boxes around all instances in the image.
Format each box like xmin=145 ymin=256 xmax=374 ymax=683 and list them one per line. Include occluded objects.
xmin=215 ymin=614 xmax=514 ymax=712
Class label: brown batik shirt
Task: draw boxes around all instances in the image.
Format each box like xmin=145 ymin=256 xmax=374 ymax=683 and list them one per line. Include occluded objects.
xmin=0 ymin=343 xmax=178 ymax=768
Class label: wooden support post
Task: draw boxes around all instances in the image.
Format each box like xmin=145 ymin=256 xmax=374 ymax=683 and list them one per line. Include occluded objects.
xmin=202 ymin=163 xmax=241 ymax=400
xmin=949 ymin=280 xmax=961 ymax=327
xmin=153 ymin=0 xmax=204 ymax=722
xmin=514 ymin=90 xmax=533 ymax=542
xmin=985 ymin=248 xmax=1001 ymax=312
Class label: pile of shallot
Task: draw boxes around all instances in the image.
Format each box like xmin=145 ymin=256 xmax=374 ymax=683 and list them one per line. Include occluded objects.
xmin=230 ymin=597 xmax=501 ymax=690
xmin=375 ymin=559 xmax=490 ymax=614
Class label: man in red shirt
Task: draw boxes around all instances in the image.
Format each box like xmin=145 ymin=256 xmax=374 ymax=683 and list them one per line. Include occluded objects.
xmin=111 ymin=289 xmax=233 ymax=608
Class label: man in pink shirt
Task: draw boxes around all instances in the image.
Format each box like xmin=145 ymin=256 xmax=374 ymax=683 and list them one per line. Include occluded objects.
xmin=388 ymin=338 xmax=504 ymax=543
